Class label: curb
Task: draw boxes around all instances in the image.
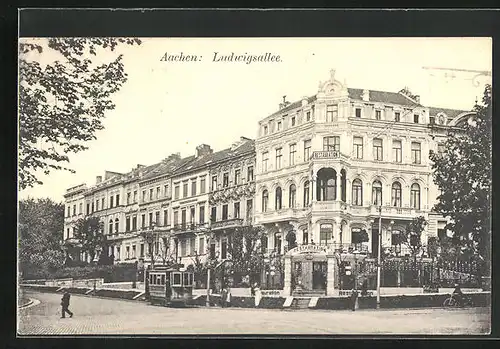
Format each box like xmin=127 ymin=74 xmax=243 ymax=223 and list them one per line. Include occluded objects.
xmin=19 ymin=298 xmax=41 ymax=310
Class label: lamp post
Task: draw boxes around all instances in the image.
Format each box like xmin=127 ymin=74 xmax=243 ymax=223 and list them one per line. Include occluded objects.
xmin=353 ymin=249 xmax=360 ymax=291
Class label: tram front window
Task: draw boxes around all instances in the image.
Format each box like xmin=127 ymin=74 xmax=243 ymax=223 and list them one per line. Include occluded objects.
xmin=161 ymin=275 xmax=165 ymax=285
xmin=173 ymin=273 xmax=181 ymax=286
xmin=183 ymin=273 xmax=189 ymax=286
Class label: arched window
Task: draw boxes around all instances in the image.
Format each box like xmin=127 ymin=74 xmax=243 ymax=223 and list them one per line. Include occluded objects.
xmin=391 ymin=182 xmax=402 ymax=207
xmin=410 ymin=183 xmax=421 ymax=209
xmin=289 ymin=184 xmax=296 ymax=208
xmin=352 ymin=179 xmax=363 ymax=206
xmin=262 ymin=190 xmax=269 ymax=212
xmin=115 ymin=218 xmax=119 ymax=233
xmin=303 ymin=181 xmax=310 ymax=207
xmin=109 ymin=219 xmax=113 ymax=234
xmin=372 ymin=180 xmax=383 ymax=206
xmin=275 ymin=187 xmax=282 ymax=210
xmin=340 ymin=169 xmax=347 ymax=202
xmin=317 ymin=168 xmax=336 ymax=201
xmin=320 ymin=224 xmax=333 ymax=245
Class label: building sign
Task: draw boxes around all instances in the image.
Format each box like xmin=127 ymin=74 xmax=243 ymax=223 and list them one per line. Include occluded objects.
xmin=311 ymin=150 xmax=340 ymax=159
xmin=289 ymin=244 xmax=328 ymax=255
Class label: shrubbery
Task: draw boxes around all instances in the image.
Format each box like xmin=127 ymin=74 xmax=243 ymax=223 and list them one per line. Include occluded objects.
xmin=22 ymin=263 xmax=137 ymax=282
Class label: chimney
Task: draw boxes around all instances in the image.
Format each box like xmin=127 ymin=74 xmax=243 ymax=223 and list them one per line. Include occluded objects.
xmin=240 ymin=136 xmax=251 ymax=142
xmin=136 ymin=164 xmax=145 ymax=169
xmin=279 ymin=95 xmax=290 ymax=110
xmin=196 ymin=144 xmax=213 ymax=158
xmin=415 ymin=95 xmax=420 ymax=104
xmin=96 ymin=176 xmax=102 ymax=184
xmin=362 ymin=89 xmax=370 ymax=102
xmin=164 ymin=153 xmax=181 ymax=163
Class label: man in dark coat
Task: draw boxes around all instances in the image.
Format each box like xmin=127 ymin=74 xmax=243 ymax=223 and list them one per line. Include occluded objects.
xmin=61 ymin=290 xmax=73 ymax=318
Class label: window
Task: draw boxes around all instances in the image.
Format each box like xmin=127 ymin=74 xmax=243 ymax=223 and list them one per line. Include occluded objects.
xmin=110 ymin=196 xmax=114 ymax=208
xmin=200 ymin=177 xmax=206 ymax=193
xmin=411 ymin=142 xmax=421 ymax=164
xmin=72 ymin=205 xmax=76 ymax=216
xmin=306 ymin=111 xmax=311 ymax=121
xmin=234 ymin=202 xmax=240 ymax=219
xmin=155 ymin=211 xmax=160 ymax=225
xmin=323 ymin=136 xmax=340 ymax=151
xmin=277 ymin=121 xmax=282 ymax=131
xmin=303 ymin=181 xmax=310 ymax=207
xmin=352 ymin=179 xmax=363 ymax=206
xmin=116 ymin=247 xmax=120 ymax=260
xmin=395 ymin=112 xmax=401 ymax=122
xmin=116 ymin=194 xmax=120 ymax=206
xmin=174 ymin=211 xmax=179 ymax=226
xmin=353 ymin=137 xmax=363 ymax=159
xmin=210 ymin=243 xmax=216 ymax=259
xmin=183 ymin=182 xmax=188 ymax=197
xmin=437 ymin=143 xmax=446 ymax=155
xmin=142 ymin=190 xmax=146 ymax=202
xmin=91 ymin=202 xmax=94 ymax=213
xmin=410 ymin=183 xmax=421 ymax=210
xmin=191 ymin=180 xmax=197 ymax=196
xmin=221 ymin=240 xmax=228 ymax=259
xmin=149 ymin=188 xmax=153 ymax=200
xmin=246 ymin=199 xmax=253 ymax=221
xmin=211 ymin=207 xmax=217 ymax=223
xmin=190 ymin=207 xmax=195 ymax=225
xmin=127 ymin=192 xmax=131 ymax=205
xmin=126 ymin=246 xmax=130 ymax=259
xmin=372 ymin=180 xmax=383 ymax=206
xmin=373 ymin=138 xmax=383 ymax=161
xmin=355 ymin=108 xmax=362 ymax=118
xmin=263 ymin=125 xmax=268 ymax=135
xmin=163 ymin=210 xmax=168 ymax=226
xmin=133 ymin=191 xmax=137 ymax=203
xmin=126 ymin=217 xmax=131 ymax=232
xmin=132 ymin=245 xmax=136 ymax=258
xmin=132 ymin=216 xmax=137 ymax=231
xmin=262 ymin=190 xmax=269 ymax=212
xmin=181 ymin=209 xmax=186 ymax=226
xmin=78 ymin=203 xmax=82 ymax=214
xmin=247 ymin=166 xmax=254 ymax=181
xmin=289 ymin=184 xmax=296 ymax=208
xmin=109 ymin=220 xmax=113 ymax=234
xmin=289 ymin=143 xmax=296 ymax=166
xmin=302 ymin=229 xmax=309 ymax=245
xmin=275 ymin=187 xmax=282 ymax=210
xmin=190 ymin=237 xmax=196 ymax=255
xmin=199 ymin=205 xmax=205 ymax=224
xmin=392 ymin=140 xmax=402 ymax=163
xmin=101 ymin=198 xmax=105 ymax=209
xmin=429 ymin=116 xmax=435 ymax=125
xmin=222 ymin=204 xmax=228 ymax=220
xmin=261 ymin=235 xmax=268 ymax=252
xmin=375 ymin=110 xmax=382 ymax=120
xmin=391 ymin=182 xmax=402 ymax=207
xmin=391 ymin=230 xmax=402 ymax=246
xmin=181 ymin=239 xmax=187 ymax=257
xmin=86 ymin=203 xmax=90 ymax=215
xmin=414 ymin=114 xmax=419 ymax=123
xmin=320 ymin=224 xmax=333 ymax=245
xmin=141 ymin=214 xmax=146 ymax=228
xmin=326 ymin=105 xmax=337 ymax=122
xmin=164 ymin=185 xmax=168 ymax=197
xmin=95 ymin=200 xmax=99 ymax=211
xmin=223 ymin=173 xmax=229 ymax=187
xmin=276 ymin=148 xmax=282 ymax=169
xmin=274 ymin=234 xmax=282 ymax=254
xmin=291 ymin=116 xmax=296 ymax=126
xmin=212 ymin=176 xmax=218 ymax=191
xmin=174 ymin=185 xmax=180 ymax=200
xmin=304 ymin=140 xmax=311 ymax=161
xmin=115 ymin=218 xmax=119 ymax=233
xmin=67 ymin=206 xmax=71 ymax=217
xmin=149 ymin=212 xmax=153 ymax=226
xmin=156 ymin=187 xmax=160 ymax=199
xmin=234 ymin=169 xmax=241 ymax=185
xmin=199 ymin=237 xmax=205 ymax=255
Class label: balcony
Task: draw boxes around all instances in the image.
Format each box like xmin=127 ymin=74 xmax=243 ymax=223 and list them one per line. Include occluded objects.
xmin=172 ymin=222 xmax=209 ymax=235
xmin=369 ymin=205 xmax=424 ymax=219
xmin=210 ymin=218 xmax=244 ymax=231
xmin=311 ymin=201 xmax=348 ymax=212
xmin=254 ymin=207 xmax=308 ymax=225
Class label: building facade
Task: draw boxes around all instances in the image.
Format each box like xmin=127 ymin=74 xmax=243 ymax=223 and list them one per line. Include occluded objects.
xmin=62 ymin=70 xmax=474 ymax=292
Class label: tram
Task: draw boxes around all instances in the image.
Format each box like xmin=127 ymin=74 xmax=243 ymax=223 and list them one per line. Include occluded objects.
xmin=147 ymin=265 xmax=195 ymax=307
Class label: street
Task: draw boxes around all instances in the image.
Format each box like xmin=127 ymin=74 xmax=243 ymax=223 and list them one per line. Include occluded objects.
xmin=18 ymin=291 xmax=490 ymax=335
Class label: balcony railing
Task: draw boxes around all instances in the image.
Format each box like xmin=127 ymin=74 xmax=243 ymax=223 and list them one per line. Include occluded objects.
xmin=310 ymin=150 xmax=341 ymax=160
xmin=210 ymin=218 xmax=244 ymax=230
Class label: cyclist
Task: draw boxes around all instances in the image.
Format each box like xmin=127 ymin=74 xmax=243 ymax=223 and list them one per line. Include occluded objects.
xmin=452 ymin=283 xmax=464 ymax=306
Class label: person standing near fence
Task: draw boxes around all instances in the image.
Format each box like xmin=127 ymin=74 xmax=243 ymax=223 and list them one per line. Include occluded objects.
xmin=60 ymin=290 xmax=73 ymax=318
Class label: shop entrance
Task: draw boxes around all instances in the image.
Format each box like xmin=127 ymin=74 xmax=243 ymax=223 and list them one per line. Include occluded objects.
xmin=312 ymin=262 xmax=327 ymax=290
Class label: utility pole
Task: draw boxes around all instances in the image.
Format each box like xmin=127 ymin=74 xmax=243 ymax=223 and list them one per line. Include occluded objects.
xmin=376 ymin=205 xmax=382 ymax=309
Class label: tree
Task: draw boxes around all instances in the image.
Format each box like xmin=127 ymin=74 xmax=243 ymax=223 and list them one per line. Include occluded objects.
xmin=429 ymin=84 xmax=492 ymax=276
xmin=74 ymin=216 xmax=105 ymax=263
xmin=19 ymin=198 xmax=66 ymax=275
xmin=226 ymin=225 xmax=266 ymax=285
xmin=400 ymin=216 xmax=428 ymax=285
xmin=19 ymin=37 xmax=141 ymax=190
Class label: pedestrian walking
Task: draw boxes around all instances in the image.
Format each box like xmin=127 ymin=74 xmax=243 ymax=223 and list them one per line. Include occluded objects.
xmin=350 ymin=289 xmax=358 ymax=312
xmin=221 ymin=287 xmax=227 ymax=308
xmin=60 ymin=290 xmax=73 ymax=318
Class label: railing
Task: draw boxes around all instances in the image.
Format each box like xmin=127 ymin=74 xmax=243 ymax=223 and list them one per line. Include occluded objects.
xmin=310 ymin=150 xmax=341 ymax=160
xmin=210 ymin=218 xmax=244 ymax=230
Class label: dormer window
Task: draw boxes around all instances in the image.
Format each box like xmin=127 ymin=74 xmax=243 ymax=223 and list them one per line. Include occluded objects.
xmin=355 ymin=108 xmax=362 ymax=118
xmin=375 ymin=110 xmax=382 ymax=120
xmin=414 ymin=114 xmax=419 ymax=124
xmin=263 ymin=125 xmax=268 ymax=135
xmin=291 ymin=116 xmax=296 ymax=126
xmin=277 ymin=121 xmax=282 ymax=131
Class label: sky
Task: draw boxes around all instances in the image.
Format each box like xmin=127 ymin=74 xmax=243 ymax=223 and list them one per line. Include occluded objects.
xmin=19 ymin=37 xmax=492 ymax=202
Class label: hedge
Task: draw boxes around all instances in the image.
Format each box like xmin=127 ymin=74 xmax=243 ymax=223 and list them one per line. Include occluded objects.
xmin=21 ymin=285 xmax=61 ymax=293
xmin=22 ymin=263 xmax=137 ymax=283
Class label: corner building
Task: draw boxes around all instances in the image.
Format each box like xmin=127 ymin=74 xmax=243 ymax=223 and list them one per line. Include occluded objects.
xmin=254 ymin=70 xmax=474 ymax=260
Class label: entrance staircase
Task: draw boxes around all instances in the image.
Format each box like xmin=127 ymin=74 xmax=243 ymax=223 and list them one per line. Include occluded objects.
xmin=290 ymin=298 xmax=311 ymax=309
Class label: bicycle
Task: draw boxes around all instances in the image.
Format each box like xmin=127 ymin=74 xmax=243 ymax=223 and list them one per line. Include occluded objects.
xmin=442 ymin=294 xmax=473 ymax=307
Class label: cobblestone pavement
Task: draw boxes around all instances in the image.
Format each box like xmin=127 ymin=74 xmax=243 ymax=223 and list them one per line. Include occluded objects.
xmin=18 ymin=291 xmax=491 ymax=335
